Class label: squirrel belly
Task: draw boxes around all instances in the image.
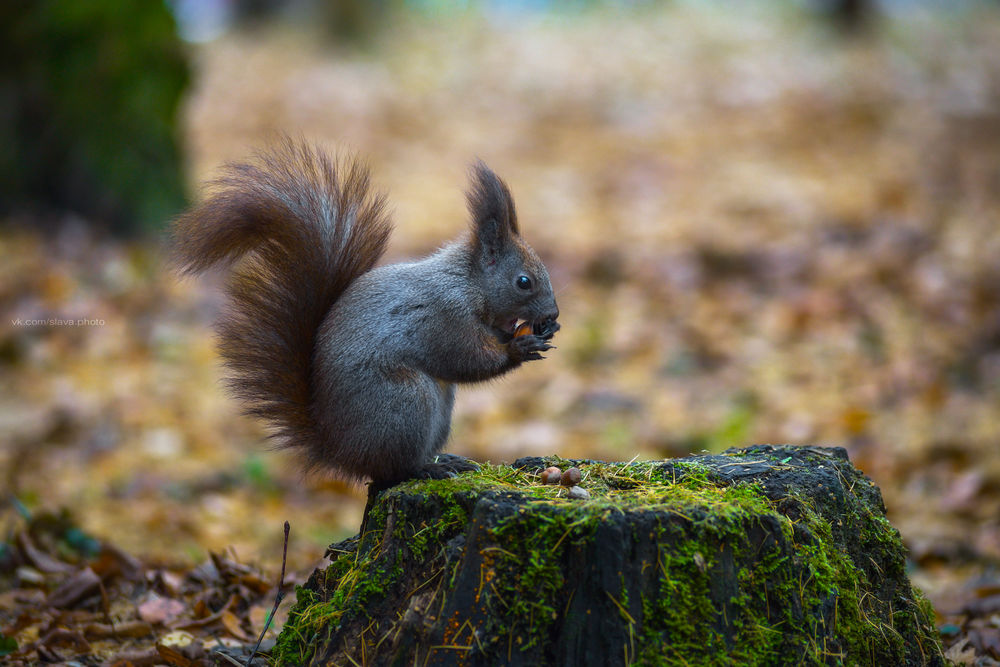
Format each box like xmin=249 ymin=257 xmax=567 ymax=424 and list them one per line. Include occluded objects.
xmin=172 ymin=139 xmax=559 ymax=485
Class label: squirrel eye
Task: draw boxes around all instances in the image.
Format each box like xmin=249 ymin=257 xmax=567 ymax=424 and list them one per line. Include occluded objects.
xmin=516 ymin=275 xmax=532 ymax=290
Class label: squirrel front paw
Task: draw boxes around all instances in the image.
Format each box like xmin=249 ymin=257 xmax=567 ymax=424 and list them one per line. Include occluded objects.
xmin=508 ymin=334 xmax=554 ymax=363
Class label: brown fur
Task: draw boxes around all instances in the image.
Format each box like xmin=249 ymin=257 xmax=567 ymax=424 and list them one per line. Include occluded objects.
xmin=171 ymin=140 xmax=391 ymax=455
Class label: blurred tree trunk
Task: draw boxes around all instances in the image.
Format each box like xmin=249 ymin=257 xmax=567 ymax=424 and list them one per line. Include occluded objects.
xmin=0 ymin=2 xmax=190 ymax=233
xmin=823 ymin=0 xmax=876 ymax=34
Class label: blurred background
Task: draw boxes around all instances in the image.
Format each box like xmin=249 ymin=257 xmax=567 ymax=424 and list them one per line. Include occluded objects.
xmin=2 ymin=0 xmax=999 ymax=655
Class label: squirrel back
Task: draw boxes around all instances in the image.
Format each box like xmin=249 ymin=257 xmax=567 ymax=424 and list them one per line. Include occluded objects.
xmin=173 ymin=140 xmax=558 ymax=484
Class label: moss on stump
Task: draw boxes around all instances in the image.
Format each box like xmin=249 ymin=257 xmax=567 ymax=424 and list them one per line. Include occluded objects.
xmin=273 ymin=445 xmax=943 ymax=666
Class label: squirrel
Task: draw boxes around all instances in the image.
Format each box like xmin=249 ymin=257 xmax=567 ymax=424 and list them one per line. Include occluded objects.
xmin=172 ymin=139 xmax=560 ymax=487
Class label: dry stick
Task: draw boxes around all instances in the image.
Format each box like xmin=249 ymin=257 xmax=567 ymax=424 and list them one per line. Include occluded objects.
xmin=245 ymin=521 xmax=290 ymax=667
xmin=97 ymin=578 xmax=115 ymax=633
xmin=218 ymin=652 xmax=244 ymax=667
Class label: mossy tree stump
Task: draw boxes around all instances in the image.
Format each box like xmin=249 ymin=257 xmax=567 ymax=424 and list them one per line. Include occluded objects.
xmin=273 ymin=446 xmax=943 ymax=666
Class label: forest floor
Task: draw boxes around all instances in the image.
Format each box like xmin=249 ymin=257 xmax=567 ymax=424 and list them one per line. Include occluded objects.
xmin=2 ymin=5 xmax=1000 ymax=664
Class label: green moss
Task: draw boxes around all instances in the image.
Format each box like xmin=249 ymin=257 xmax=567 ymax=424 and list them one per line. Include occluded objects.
xmin=271 ymin=477 xmax=482 ymax=664
xmin=476 ymin=500 xmax=603 ymax=653
xmin=273 ymin=448 xmax=943 ymax=665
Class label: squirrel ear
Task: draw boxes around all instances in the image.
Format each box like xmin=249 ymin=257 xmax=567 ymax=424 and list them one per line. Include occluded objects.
xmin=467 ymin=161 xmax=519 ymax=262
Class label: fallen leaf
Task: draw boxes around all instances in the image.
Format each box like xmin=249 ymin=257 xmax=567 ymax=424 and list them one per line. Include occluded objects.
xmin=942 ymin=471 xmax=984 ymax=513
xmin=239 ymin=572 xmax=272 ymax=595
xmin=15 ymin=566 xmax=46 ymax=585
xmin=149 ymin=569 xmax=185 ymax=597
xmin=38 ymin=627 xmax=91 ymax=652
xmin=91 ymin=543 xmax=144 ymax=582
xmin=157 ymin=633 xmax=206 ymax=667
xmin=964 ymin=594 xmax=1000 ymax=617
xmin=83 ymin=620 xmax=153 ymax=639
xmin=186 ymin=559 xmax=220 ymax=586
xmin=45 ymin=567 xmax=100 ymax=608
xmin=158 ymin=629 xmax=195 ymax=648
xmin=138 ymin=594 xmax=186 ymax=625
xmin=0 ymin=588 xmax=43 ymax=611
xmin=36 ymin=644 xmax=63 ymax=662
xmin=109 ymin=647 xmax=161 ymax=666
xmin=172 ymin=593 xmax=238 ymax=630
xmin=207 ymin=636 xmax=244 ymax=649
xmin=155 ymin=642 xmax=192 ymax=667
xmin=943 ymin=638 xmax=976 ymax=665
xmin=969 ymin=627 xmax=1000 ymax=659
xmin=220 ymin=609 xmax=252 ymax=642
xmin=16 ymin=532 xmax=75 ymax=574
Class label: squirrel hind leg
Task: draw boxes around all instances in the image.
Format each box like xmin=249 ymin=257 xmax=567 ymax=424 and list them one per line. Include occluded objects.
xmin=407 ymin=383 xmax=478 ymax=477
xmin=367 ymin=454 xmax=479 ymax=488
xmin=359 ymin=454 xmax=478 ymax=534
xmin=420 ymin=453 xmax=480 ymax=478
xmin=361 ymin=454 xmax=479 ymax=534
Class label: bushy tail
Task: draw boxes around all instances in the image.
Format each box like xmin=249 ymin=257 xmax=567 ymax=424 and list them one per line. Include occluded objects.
xmin=172 ymin=139 xmax=391 ymax=454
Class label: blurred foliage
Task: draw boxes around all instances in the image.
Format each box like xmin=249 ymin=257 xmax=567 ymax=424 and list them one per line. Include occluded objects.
xmin=205 ymin=0 xmax=400 ymax=47
xmin=0 ymin=1 xmax=190 ymax=233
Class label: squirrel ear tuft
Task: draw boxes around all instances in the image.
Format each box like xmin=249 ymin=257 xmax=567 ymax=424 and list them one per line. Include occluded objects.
xmin=467 ymin=161 xmax=519 ymax=260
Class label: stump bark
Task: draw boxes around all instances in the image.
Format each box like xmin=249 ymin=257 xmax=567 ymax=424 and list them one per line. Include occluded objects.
xmin=273 ymin=445 xmax=943 ymax=666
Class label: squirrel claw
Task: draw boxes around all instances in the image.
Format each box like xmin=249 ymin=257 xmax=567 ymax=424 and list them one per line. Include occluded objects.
xmin=510 ymin=334 xmax=554 ymax=362
xmin=433 ymin=453 xmax=480 ymax=473
xmin=413 ymin=465 xmax=455 ymax=480
xmin=417 ymin=455 xmax=480 ymax=480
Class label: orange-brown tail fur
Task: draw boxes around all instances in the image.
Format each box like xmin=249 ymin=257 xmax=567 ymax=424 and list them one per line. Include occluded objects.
xmin=171 ymin=140 xmax=392 ymax=455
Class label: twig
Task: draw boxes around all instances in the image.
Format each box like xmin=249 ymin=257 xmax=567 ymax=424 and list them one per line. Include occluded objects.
xmin=97 ymin=578 xmax=115 ymax=632
xmin=245 ymin=521 xmax=290 ymax=667
xmin=218 ymin=651 xmax=244 ymax=666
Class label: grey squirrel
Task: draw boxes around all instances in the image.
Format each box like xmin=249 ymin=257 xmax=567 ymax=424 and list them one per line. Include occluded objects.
xmin=172 ymin=140 xmax=559 ymax=486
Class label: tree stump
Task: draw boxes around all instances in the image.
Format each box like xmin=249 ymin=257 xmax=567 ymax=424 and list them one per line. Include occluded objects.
xmin=272 ymin=445 xmax=943 ymax=666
